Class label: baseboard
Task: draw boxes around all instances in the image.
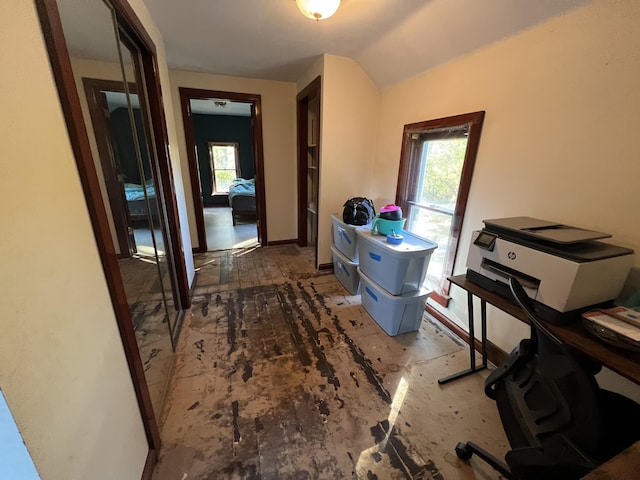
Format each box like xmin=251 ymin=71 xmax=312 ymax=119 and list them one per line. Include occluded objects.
xmin=318 ymin=262 xmax=334 ymax=271
xmin=425 ymin=304 xmax=507 ymax=366
xmin=267 ymin=238 xmax=298 ymax=246
xmin=140 ymin=448 xmax=157 ymax=480
xmin=192 ymin=245 xmax=206 ymax=254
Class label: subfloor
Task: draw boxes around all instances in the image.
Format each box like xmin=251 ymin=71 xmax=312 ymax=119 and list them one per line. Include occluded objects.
xmin=153 ymin=245 xmax=508 ymax=480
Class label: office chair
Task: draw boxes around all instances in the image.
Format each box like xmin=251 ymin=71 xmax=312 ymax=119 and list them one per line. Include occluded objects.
xmin=455 ymin=276 xmax=640 ymax=480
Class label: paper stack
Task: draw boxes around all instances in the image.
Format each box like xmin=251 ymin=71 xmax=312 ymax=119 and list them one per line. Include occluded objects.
xmin=582 ymin=307 xmax=640 ymax=342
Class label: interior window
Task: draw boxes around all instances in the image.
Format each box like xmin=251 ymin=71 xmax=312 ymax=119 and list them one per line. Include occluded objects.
xmin=396 ymin=111 xmax=485 ymax=306
xmin=208 ymin=142 xmax=240 ymax=194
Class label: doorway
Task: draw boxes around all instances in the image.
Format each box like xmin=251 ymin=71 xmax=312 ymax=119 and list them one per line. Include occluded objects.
xmin=179 ymin=88 xmax=267 ymax=252
xmin=297 ymin=77 xmax=321 ymax=266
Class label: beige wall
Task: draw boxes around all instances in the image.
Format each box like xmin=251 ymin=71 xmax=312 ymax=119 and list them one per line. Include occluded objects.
xmin=373 ymin=0 xmax=640 ymax=354
xmin=0 ymin=2 xmax=148 ymax=479
xmin=70 ymin=58 xmax=132 ymax=256
xmin=128 ymin=1 xmax=196 ymax=284
xmin=168 ymin=70 xmax=298 ymax=245
xmin=296 ymin=55 xmax=324 ymax=93
xmin=315 ymin=55 xmax=381 ymax=266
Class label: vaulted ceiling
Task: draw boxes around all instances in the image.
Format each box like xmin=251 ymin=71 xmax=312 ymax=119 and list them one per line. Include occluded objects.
xmin=143 ymin=0 xmax=588 ymax=90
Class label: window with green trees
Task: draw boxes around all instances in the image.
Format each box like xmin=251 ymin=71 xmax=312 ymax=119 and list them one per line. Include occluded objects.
xmin=208 ymin=142 xmax=240 ymax=194
xmin=396 ymin=112 xmax=485 ymax=306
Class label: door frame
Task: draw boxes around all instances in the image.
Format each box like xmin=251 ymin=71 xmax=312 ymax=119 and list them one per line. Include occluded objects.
xmin=179 ymin=87 xmax=267 ymax=252
xmin=83 ymin=78 xmax=138 ymax=258
xmin=296 ymin=76 xmax=321 ymax=262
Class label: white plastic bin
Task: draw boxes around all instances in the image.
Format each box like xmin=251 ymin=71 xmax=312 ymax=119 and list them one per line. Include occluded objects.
xmin=331 ymin=244 xmax=361 ymax=295
xmin=356 ymin=229 xmax=437 ymax=295
xmin=331 ymin=214 xmax=366 ymax=262
xmin=359 ymin=269 xmax=432 ymax=336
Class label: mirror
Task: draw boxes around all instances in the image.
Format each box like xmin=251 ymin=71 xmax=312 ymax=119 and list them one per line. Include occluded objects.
xmin=56 ymin=0 xmax=177 ymax=418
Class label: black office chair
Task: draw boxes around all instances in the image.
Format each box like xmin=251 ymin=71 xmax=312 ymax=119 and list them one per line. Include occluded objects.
xmin=455 ymin=276 xmax=640 ymax=480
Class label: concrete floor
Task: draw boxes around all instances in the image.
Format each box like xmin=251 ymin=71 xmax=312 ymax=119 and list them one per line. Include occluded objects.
xmin=152 ymin=245 xmax=508 ymax=480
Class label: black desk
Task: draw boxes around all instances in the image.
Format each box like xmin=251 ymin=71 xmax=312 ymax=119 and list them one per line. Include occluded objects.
xmin=439 ymin=274 xmax=640 ymax=385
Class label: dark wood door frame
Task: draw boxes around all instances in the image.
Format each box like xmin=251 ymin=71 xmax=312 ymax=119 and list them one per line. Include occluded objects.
xmin=36 ymin=0 xmax=191 ymax=475
xmin=83 ymin=78 xmax=138 ymax=258
xmin=179 ymin=87 xmax=267 ymax=252
xmin=296 ymin=76 xmax=321 ymax=261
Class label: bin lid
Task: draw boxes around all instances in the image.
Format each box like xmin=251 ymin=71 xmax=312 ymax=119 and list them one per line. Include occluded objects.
xmin=356 ymin=229 xmax=437 ymax=255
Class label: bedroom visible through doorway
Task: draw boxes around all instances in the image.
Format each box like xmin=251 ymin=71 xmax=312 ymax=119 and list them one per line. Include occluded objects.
xmin=179 ymin=88 xmax=266 ymax=252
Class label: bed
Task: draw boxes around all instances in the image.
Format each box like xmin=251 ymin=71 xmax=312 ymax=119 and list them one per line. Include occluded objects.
xmin=228 ymin=178 xmax=256 ymax=225
xmin=124 ymin=180 xmax=158 ymax=222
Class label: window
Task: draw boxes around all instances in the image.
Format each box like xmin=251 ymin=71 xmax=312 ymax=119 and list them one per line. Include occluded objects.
xmin=396 ymin=112 xmax=485 ymax=307
xmin=208 ymin=142 xmax=240 ymax=194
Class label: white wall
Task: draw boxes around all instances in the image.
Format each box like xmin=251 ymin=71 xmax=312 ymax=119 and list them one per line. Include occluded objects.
xmin=168 ymin=70 xmax=298 ymax=246
xmin=374 ymin=0 xmax=640 ymax=354
xmin=315 ymin=55 xmax=381 ymax=267
xmin=0 ymin=2 xmax=148 ymax=479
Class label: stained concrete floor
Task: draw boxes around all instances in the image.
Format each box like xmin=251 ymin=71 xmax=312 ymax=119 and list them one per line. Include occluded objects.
xmin=152 ymin=245 xmax=509 ymax=480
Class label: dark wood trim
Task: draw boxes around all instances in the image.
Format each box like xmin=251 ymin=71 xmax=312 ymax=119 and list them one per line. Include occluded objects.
xmin=82 ymin=78 xmax=138 ymax=258
xmin=267 ymin=239 xmax=298 ymax=246
xmin=296 ymin=94 xmax=309 ymax=247
xmin=425 ymin=304 xmax=507 ymax=366
xmin=296 ymin=76 xmax=322 ymax=266
xmin=111 ymin=0 xmax=156 ymax=56
xmin=121 ymin=27 xmax=191 ymax=311
xmin=35 ymin=0 xmax=161 ymax=454
xmin=179 ymin=87 xmax=268 ymax=251
xmin=179 ymin=89 xmax=206 ymax=251
xmin=251 ymin=97 xmax=268 ymax=246
xmin=318 ymin=262 xmax=333 ymax=271
xmin=141 ymin=449 xmax=157 ymax=480
xmin=395 ymin=111 xmax=485 ymax=298
xmin=429 ymin=291 xmax=451 ymax=308
xmin=444 ymin=111 xmax=485 ymax=297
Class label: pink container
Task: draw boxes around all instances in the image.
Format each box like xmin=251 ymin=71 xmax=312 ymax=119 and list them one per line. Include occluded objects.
xmin=380 ymin=204 xmax=402 ymax=220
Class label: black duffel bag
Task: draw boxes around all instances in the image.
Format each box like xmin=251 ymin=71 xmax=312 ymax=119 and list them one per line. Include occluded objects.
xmin=342 ymin=197 xmax=375 ymax=226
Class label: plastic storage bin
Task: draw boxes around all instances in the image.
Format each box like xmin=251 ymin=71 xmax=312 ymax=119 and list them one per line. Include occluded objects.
xmin=356 ymin=229 xmax=437 ymax=295
xmin=331 ymin=214 xmax=366 ymax=262
xmin=331 ymin=244 xmax=361 ymax=295
xmin=359 ymin=269 xmax=432 ymax=336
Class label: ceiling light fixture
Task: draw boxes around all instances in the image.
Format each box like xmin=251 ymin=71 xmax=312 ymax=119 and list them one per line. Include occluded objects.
xmin=296 ymin=0 xmax=341 ymax=21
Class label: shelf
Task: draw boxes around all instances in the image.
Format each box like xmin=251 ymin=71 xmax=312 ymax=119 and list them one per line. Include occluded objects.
xmin=308 ymin=144 xmax=317 ymax=148
xmin=307 ymin=207 xmax=317 ymax=215
xmin=307 ymin=165 xmax=317 ymax=170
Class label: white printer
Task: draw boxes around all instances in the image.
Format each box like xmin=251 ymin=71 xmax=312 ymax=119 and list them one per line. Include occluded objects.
xmin=466 ymin=217 xmax=634 ymax=324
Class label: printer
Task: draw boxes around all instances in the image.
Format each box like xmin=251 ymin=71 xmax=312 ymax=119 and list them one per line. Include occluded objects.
xmin=466 ymin=217 xmax=634 ymax=324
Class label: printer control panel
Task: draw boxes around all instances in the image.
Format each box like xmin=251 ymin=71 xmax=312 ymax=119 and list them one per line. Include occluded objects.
xmin=473 ymin=231 xmax=497 ymax=251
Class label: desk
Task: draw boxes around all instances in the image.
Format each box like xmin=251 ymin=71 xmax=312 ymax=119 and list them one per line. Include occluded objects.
xmin=440 ymin=274 xmax=640 ymax=385
xmin=442 ymin=274 xmax=640 ymax=478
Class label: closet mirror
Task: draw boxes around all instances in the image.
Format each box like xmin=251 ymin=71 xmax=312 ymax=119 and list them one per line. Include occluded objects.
xmin=56 ymin=0 xmax=177 ymax=418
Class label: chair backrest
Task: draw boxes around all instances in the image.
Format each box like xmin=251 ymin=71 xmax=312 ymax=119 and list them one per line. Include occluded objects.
xmin=503 ymin=277 xmax=604 ymax=455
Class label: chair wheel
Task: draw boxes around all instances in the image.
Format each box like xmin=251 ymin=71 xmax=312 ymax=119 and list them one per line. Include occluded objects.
xmin=455 ymin=442 xmax=473 ymax=461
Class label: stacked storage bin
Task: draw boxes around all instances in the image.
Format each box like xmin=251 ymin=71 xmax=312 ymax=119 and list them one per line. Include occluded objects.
xmin=330 ymin=214 xmax=364 ymax=295
xmin=356 ymin=229 xmax=437 ymax=336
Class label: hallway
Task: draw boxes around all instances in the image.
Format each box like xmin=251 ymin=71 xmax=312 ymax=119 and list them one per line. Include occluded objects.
xmin=152 ymin=245 xmax=507 ymax=479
